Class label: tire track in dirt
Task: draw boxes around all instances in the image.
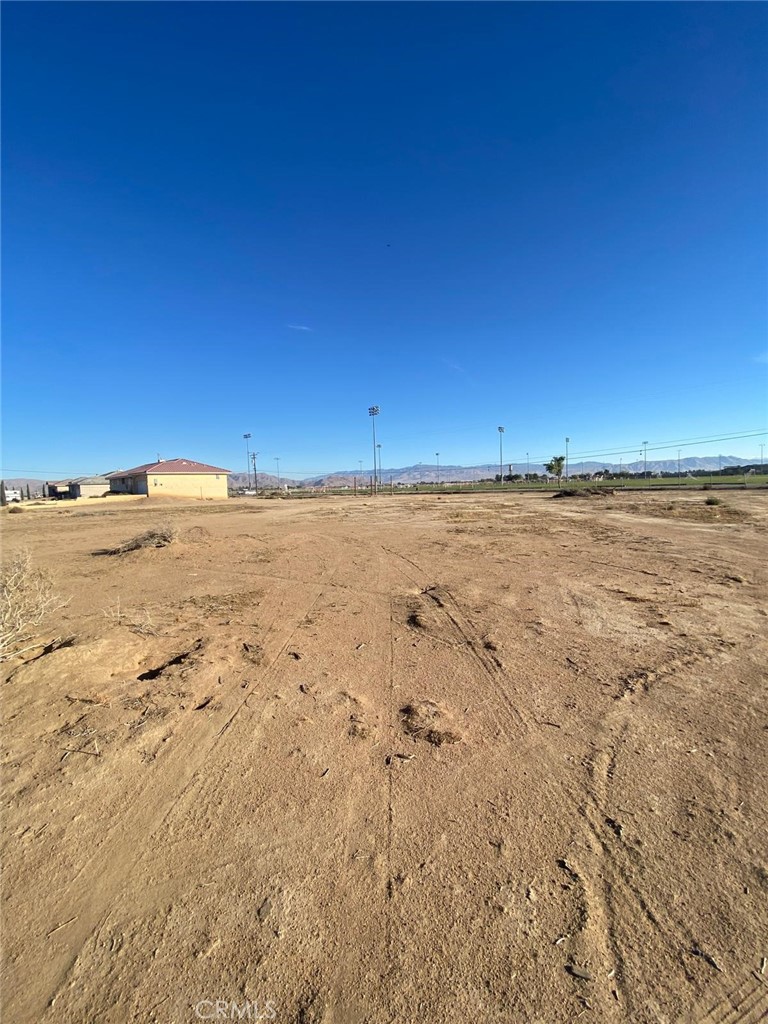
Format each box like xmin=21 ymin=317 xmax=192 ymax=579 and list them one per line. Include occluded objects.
xmin=322 ymin=546 xmax=393 ymax=1024
xmin=687 ymin=969 xmax=768 ymax=1024
xmin=28 ymin=542 xmax=350 ymax=1022
xmin=377 ymin=541 xmax=739 ymax=1020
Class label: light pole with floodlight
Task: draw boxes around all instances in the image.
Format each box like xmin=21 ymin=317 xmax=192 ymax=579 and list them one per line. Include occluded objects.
xmin=376 ymin=443 xmax=382 ymax=487
xmin=243 ymin=433 xmax=252 ymax=490
xmin=368 ymin=406 xmax=380 ymax=494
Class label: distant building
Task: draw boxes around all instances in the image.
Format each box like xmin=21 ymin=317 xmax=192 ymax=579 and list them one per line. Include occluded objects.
xmin=47 ymin=476 xmax=111 ymax=499
xmin=107 ymin=458 xmax=230 ymax=499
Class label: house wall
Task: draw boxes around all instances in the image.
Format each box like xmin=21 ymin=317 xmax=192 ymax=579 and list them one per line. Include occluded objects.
xmin=146 ymin=473 xmax=228 ymax=499
xmin=75 ymin=481 xmax=110 ymax=497
xmin=109 ymin=476 xmax=148 ymax=495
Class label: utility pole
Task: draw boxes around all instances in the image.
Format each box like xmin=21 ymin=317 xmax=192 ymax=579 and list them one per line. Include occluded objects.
xmin=526 ymin=452 xmax=529 ymax=481
xmin=274 ymin=457 xmax=280 ymax=489
xmin=677 ymin=449 xmax=681 ymax=487
xmin=498 ymin=426 xmax=505 ymax=485
xmin=436 ymin=452 xmax=440 ymax=486
xmin=251 ymin=451 xmax=259 ymax=493
xmin=643 ymin=440 xmax=648 ymax=482
xmin=565 ymin=437 xmax=570 ymax=481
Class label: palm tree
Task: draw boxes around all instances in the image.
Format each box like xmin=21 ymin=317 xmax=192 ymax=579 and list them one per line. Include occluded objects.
xmin=545 ymin=456 xmax=566 ymax=486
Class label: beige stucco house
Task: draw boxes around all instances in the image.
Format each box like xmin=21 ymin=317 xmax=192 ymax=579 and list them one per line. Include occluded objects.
xmin=107 ymin=459 xmax=230 ymax=499
xmin=47 ymin=475 xmax=111 ymax=499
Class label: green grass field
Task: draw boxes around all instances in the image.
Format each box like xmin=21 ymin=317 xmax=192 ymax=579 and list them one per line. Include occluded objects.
xmin=269 ymin=473 xmax=768 ymax=497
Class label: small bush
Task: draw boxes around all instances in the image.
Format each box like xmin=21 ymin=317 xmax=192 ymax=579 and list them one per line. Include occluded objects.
xmin=1 ymin=551 xmax=67 ymax=661
xmin=104 ymin=521 xmax=179 ymax=555
xmin=705 ymin=496 xmax=722 ymax=506
xmin=8 ymin=506 xmax=24 ymax=514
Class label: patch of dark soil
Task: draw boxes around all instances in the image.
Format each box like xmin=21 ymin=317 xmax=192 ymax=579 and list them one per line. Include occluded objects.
xmin=137 ymin=640 xmax=202 ymax=681
xmin=406 ymin=610 xmax=428 ymax=630
xmin=400 ymin=701 xmax=461 ymax=746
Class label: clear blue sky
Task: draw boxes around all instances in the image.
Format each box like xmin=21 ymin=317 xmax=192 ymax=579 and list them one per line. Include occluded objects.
xmin=2 ymin=1 xmax=767 ymax=479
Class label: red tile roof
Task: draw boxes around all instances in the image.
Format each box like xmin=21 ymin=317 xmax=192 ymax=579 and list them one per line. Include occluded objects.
xmin=107 ymin=459 xmax=230 ymax=477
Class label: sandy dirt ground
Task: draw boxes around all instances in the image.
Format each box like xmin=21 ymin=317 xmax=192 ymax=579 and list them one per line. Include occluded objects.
xmin=2 ymin=491 xmax=767 ymax=1024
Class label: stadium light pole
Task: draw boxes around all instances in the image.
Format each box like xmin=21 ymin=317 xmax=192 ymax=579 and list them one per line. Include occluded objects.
xmin=498 ymin=426 xmax=505 ymax=485
xmin=252 ymin=451 xmax=259 ymax=493
xmin=368 ymin=406 xmax=380 ymax=494
xmin=643 ymin=440 xmax=648 ymax=482
xmin=243 ymin=433 xmax=252 ymax=490
xmin=376 ymin=443 xmax=382 ymax=487
xmin=274 ymin=457 xmax=280 ymax=489
xmin=436 ymin=452 xmax=440 ymax=486
xmin=565 ymin=437 xmax=570 ymax=480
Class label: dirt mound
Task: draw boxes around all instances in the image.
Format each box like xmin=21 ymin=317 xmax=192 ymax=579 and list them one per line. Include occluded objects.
xmin=400 ymin=700 xmax=461 ymax=746
xmin=552 ymin=487 xmax=614 ymax=499
xmin=182 ymin=525 xmax=211 ymax=543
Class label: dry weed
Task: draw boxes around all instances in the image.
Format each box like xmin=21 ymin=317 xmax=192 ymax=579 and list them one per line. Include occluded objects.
xmin=104 ymin=598 xmax=162 ymax=636
xmin=103 ymin=521 xmax=179 ymax=555
xmin=0 ymin=551 xmax=68 ymax=662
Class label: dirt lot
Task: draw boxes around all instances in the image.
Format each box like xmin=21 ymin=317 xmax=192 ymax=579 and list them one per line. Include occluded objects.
xmin=2 ymin=491 xmax=767 ymax=1023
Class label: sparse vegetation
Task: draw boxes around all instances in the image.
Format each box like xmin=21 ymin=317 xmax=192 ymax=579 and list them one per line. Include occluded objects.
xmin=104 ymin=598 xmax=162 ymax=636
xmin=0 ymin=551 xmax=68 ymax=662
xmin=8 ymin=506 xmax=24 ymax=514
xmin=705 ymin=496 xmax=722 ymax=506
xmin=103 ymin=522 xmax=179 ymax=555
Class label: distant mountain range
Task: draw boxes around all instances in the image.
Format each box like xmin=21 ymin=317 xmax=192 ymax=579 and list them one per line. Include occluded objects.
xmin=229 ymin=454 xmax=758 ymax=487
xmin=5 ymin=455 xmax=761 ymax=494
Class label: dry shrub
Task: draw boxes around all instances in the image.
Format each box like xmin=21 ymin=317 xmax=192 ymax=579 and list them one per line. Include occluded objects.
xmin=0 ymin=551 xmax=68 ymax=661
xmin=104 ymin=598 xmax=161 ymax=636
xmin=8 ymin=506 xmax=24 ymax=514
xmin=105 ymin=521 xmax=179 ymax=555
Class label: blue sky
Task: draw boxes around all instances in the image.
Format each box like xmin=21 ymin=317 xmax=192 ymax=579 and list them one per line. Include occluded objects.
xmin=2 ymin=2 xmax=767 ymax=479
